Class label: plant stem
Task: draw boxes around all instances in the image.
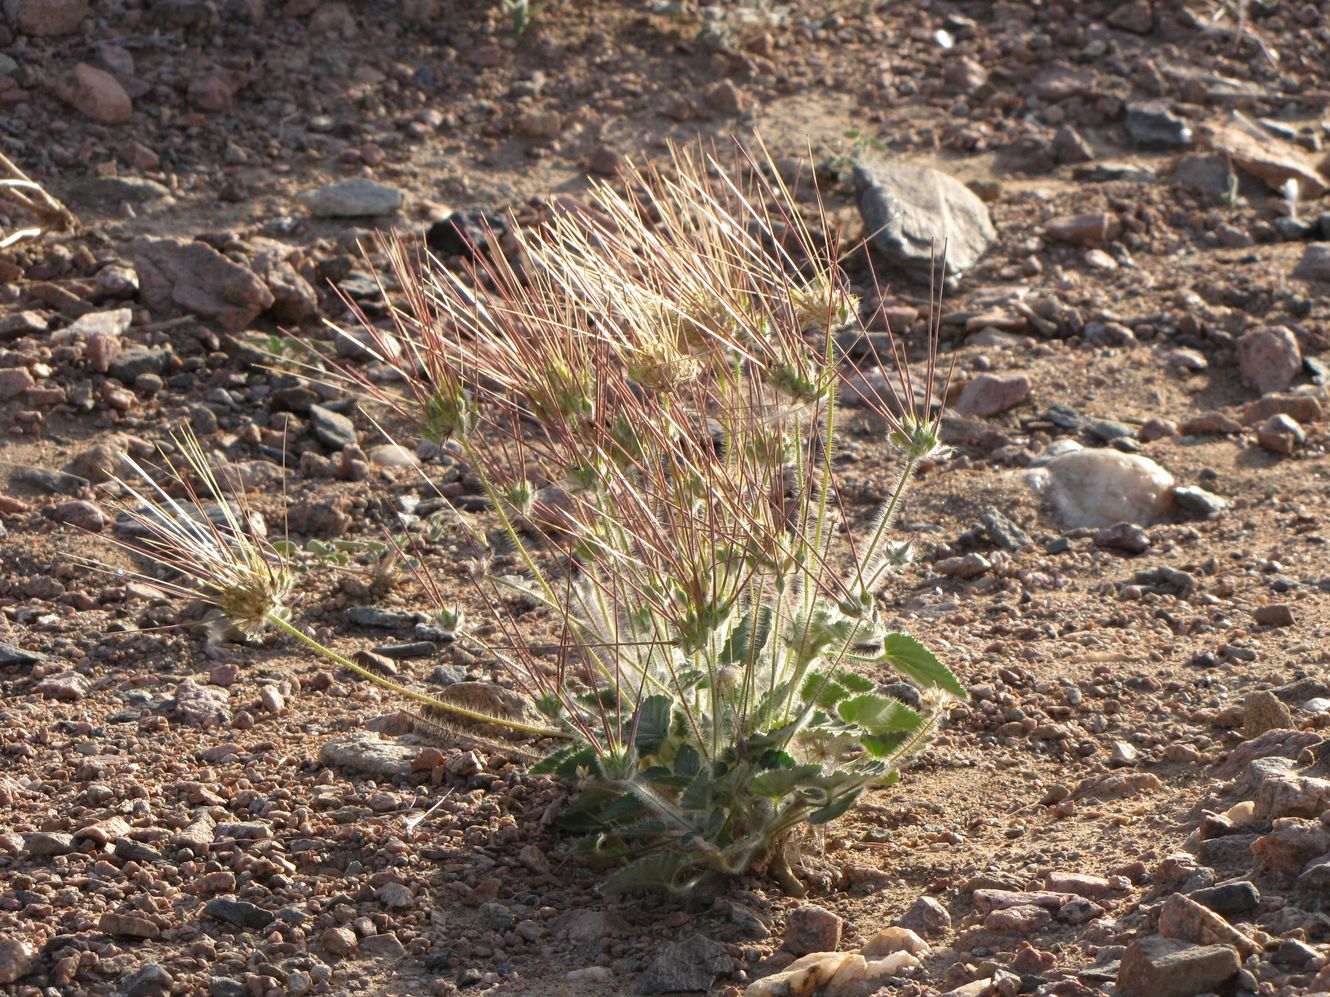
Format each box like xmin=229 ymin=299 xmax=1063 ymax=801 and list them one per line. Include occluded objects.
xmin=265 ymin=612 xmax=568 ymax=739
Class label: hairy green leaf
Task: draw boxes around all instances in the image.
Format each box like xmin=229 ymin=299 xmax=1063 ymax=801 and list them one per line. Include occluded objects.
xmin=880 ymin=633 xmax=968 ymax=699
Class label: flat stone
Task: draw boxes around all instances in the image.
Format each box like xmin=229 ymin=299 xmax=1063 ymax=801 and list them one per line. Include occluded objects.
xmin=34 ymin=670 xmax=90 ymax=700
xmin=318 ymin=731 xmax=416 ymax=778
xmin=744 ymin=952 xmax=856 ymax=997
xmin=954 ymin=373 xmax=1030 ymax=417
xmin=133 ymin=236 xmax=273 ymax=332
xmin=65 ymin=176 xmax=171 ymax=207
xmin=297 ymin=179 xmax=404 ymax=217
xmin=359 ymin=932 xmax=407 ymax=958
xmin=172 ymin=679 xmax=229 ymax=726
xmin=99 ymin=911 xmax=159 ymax=939
xmin=1236 ymin=327 xmax=1302 ymax=395
xmin=1117 ymin=937 xmax=1238 ymax=997
xmin=1294 ymin=244 xmax=1330 ymax=282
xmin=854 ymin=159 xmax=996 ymax=278
xmin=896 ymin=896 xmax=951 ymax=938
xmin=636 ymin=933 xmax=732 ymax=994
xmin=1252 ymin=818 xmax=1330 ymax=877
xmin=1124 ymin=101 xmax=1193 ymax=149
xmin=23 ymin=831 xmax=77 ymax=856
xmin=1187 ymin=881 xmax=1259 ymax=917
xmin=1200 ymin=121 xmax=1329 ymax=196
xmin=203 ymin=897 xmax=276 ymax=931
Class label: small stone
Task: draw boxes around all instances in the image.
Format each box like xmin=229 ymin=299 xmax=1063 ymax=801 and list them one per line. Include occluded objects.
xmin=125 ymin=963 xmax=173 ymax=997
xmin=1256 ymin=413 xmax=1304 ymax=455
xmin=9 ymin=0 xmax=89 ymax=34
xmin=1171 ymin=485 xmax=1227 ymax=519
xmin=0 ymin=938 xmax=35 ymax=985
xmin=172 ymin=679 xmax=230 ymax=726
xmin=861 ymin=926 xmax=930 ymax=958
xmin=24 ymin=830 xmax=76 ymax=856
xmin=359 ymin=932 xmax=406 ymax=958
xmin=52 ymin=63 xmax=132 ymax=124
xmin=1044 ymin=212 xmax=1121 ymax=246
xmin=309 ymin=404 xmax=358 ymax=450
xmin=52 ymin=499 xmax=106 ymax=532
xmin=1044 ymin=872 xmax=1113 ymax=898
xmin=954 ymin=373 xmax=1030 ymax=417
xmin=936 ymin=553 xmax=991 ymax=579
xmin=983 ymin=904 xmax=1050 ymax=933
xmin=636 ymin=933 xmax=732 ymax=994
xmin=99 ymin=911 xmax=159 ymax=939
xmin=782 ymin=905 xmax=842 ymax=956
xmin=1244 ymin=689 xmax=1294 ymax=738
xmin=1106 ymin=0 xmax=1154 ymax=33
xmin=896 ymin=897 xmax=950 ymax=939
xmin=744 ymin=953 xmax=855 ymax=997
xmin=367 ymin=443 xmax=419 ymax=467
xmin=321 ymin=926 xmax=358 ymax=957
xmin=1251 ymin=817 xmax=1330 ymax=877
xmin=1117 ymin=937 xmax=1238 ymax=997
xmin=318 ymin=731 xmax=416 ymax=778
xmin=1252 ymin=604 xmax=1295 ymax=628
xmin=297 ymin=179 xmax=404 ymax=217
xmin=854 ymin=159 xmax=996 ymax=278
xmin=1124 ymin=101 xmax=1193 ymax=149
xmin=35 ymin=670 xmax=90 ymax=701
xmin=133 ymin=236 xmax=273 ymax=332
xmin=1237 ymin=326 xmax=1302 ymax=394
xmin=203 ymin=897 xmax=275 ymax=931
xmin=1241 ymin=393 xmax=1322 ymax=425
xmin=1094 ymin=524 xmax=1150 ymax=556
xmin=259 ymin=685 xmax=286 ymax=714
xmin=1255 ymin=772 xmax=1330 ymax=820
xmin=376 ymin=882 xmax=412 ymax=909
xmin=1293 ymin=243 xmax=1330 ymax=282
xmin=0 ymin=367 xmax=35 ymax=400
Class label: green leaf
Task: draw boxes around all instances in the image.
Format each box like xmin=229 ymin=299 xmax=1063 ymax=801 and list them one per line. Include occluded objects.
xmin=673 ymin=743 xmax=701 ymax=779
xmin=720 ymin=607 xmax=772 ymax=667
xmin=807 ymin=788 xmax=862 ymax=824
xmin=600 ymin=852 xmax=695 ymax=895
xmin=750 ymin=764 xmax=823 ymax=798
xmin=757 ymin=749 xmax=796 ymax=770
xmin=530 ymin=743 xmax=594 ymax=778
xmin=633 ymin=695 xmax=673 ymax=754
xmin=837 ymin=694 xmax=925 ymax=734
xmin=880 ymin=633 xmax=968 ymax=699
xmin=861 ymin=731 xmax=912 ymax=758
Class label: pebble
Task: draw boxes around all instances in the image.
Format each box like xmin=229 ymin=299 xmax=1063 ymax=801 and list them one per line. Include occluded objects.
xmin=10 ymin=0 xmax=89 ymax=35
xmin=953 ymin=373 xmax=1030 ymax=417
xmin=297 ymin=179 xmax=404 ymax=217
xmin=1124 ymin=101 xmax=1193 ymax=149
xmin=34 ymin=669 xmax=90 ymax=700
xmin=1244 ymin=690 xmax=1294 ymax=738
xmin=134 ymin=236 xmax=273 ymax=332
xmin=52 ymin=63 xmax=132 ymax=124
xmin=1256 ymin=413 xmax=1304 ymax=454
xmin=202 ymin=897 xmax=276 ymax=931
xmin=636 ymin=933 xmax=733 ymax=994
xmin=782 ymin=905 xmax=843 ymax=955
xmin=896 ymin=896 xmax=951 ymax=938
xmin=309 ymin=404 xmax=358 ymax=450
xmin=1237 ymin=326 xmax=1302 ymax=395
xmin=0 ymin=938 xmax=35 ymax=985
xmin=99 ymin=911 xmax=160 ymax=939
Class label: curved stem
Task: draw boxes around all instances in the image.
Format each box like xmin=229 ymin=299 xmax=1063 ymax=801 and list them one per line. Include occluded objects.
xmin=266 ymin=612 xmax=568 ymax=740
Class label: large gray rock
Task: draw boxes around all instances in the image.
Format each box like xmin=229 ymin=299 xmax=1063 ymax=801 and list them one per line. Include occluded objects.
xmin=318 ymin=731 xmax=416 ymax=778
xmin=1118 ymin=937 xmax=1239 ymax=997
xmin=635 ymin=934 xmax=731 ymax=994
xmin=854 ymin=160 xmax=996 ymax=278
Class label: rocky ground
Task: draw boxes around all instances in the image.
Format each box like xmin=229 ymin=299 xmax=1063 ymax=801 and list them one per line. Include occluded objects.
xmin=3 ymin=1 xmax=1330 ymax=996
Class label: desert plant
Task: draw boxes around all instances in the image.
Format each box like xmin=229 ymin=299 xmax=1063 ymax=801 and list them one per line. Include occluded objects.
xmin=309 ymin=142 xmax=966 ymax=893
xmin=0 ymin=152 xmax=78 ymax=250
xmin=94 ymin=141 xmax=964 ymax=895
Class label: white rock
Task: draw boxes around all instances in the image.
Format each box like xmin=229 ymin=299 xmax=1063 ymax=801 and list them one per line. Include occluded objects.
xmin=1026 ymin=449 xmax=1174 ymax=528
xmin=565 ymin=966 xmax=613 ymax=985
xmin=368 ymin=443 xmax=419 ymax=468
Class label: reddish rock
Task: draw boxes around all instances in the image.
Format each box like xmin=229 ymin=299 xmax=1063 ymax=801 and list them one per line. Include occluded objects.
xmin=53 ymin=63 xmax=132 ymax=124
xmin=1044 ymin=213 xmax=1121 ymax=246
xmin=35 ymin=671 xmax=89 ymax=701
xmin=8 ymin=0 xmax=88 ymax=35
xmin=782 ymin=905 xmax=843 ymax=955
xmin=0 ymin=367 xmax=35 ymax=400
xmin=1237 ymin=326 xmax=1302 ymax=395
xmin=983 ymin=904 xmax=1050 ymax=933
xmin=133 ymin=236 xmax=273 ymax=331
xmin=52 ymin=499 xmax=106 ymax=532
xmin=1240 ymin=393 xmax=1322 ymax=426
xmin=1252 ymin=818 xmax=1330 ymax=877
xmin=1044 ymin=872 xmax=1113 ymax=899
xmin=98 ymin=911 xmax=159 ymax=939
xmin=1106 ymin=0 xmax=1155 ymax=34
xmin=188 ymin=69 xmax=246 ymax=112
xmin=1179 ymin=411 xmax=1243 ymax=435
xmin=1200 ymin=121 xmax=1329 ymax=196
xmin=1256 ymin=414 xmax=1304 ymax=455
xmin=954 ymin=373 xmax=1031 ymax=417
xmin=1117 ymin=937 xmax=1239 ymax=997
